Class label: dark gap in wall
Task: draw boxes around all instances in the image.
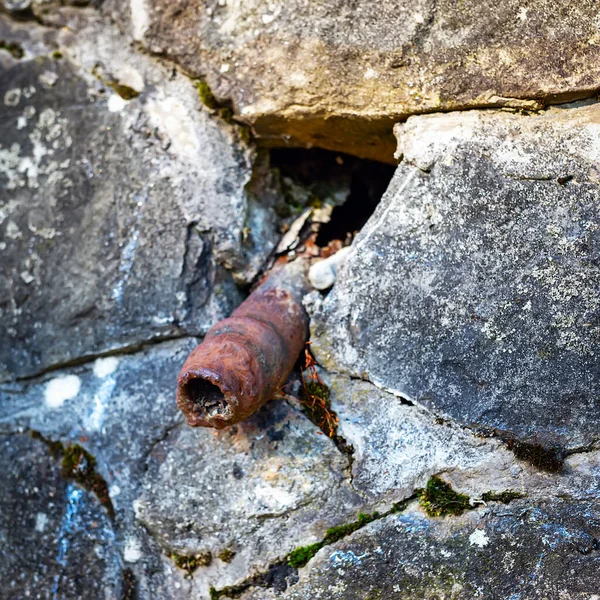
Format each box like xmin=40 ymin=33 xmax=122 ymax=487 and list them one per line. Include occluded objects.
xmin=268 ymin=147 xmax=395 ymax=247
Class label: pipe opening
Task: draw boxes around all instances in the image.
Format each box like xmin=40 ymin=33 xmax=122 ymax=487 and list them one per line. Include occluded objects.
xmin=184 ymin=378 xmax=229 ymax=417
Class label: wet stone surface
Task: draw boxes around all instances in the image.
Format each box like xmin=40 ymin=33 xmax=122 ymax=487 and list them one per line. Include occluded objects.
xmin=312 ymin=105 xmax=600 ymax=454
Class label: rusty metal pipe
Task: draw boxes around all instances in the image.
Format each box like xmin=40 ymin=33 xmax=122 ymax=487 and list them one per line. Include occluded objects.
xmin=176 ymin=259 xmax=310 ymax=428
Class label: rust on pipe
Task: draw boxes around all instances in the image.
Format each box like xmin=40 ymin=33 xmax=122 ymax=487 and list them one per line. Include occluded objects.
xmin=176 ymin=258 xmax=310 ymax=429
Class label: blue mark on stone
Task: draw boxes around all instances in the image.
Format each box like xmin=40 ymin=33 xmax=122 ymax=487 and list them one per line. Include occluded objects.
xmin=52 ymin=484 xmax=84 ymax=599
xmin=330 ymin=550 xmax=370 ymax=568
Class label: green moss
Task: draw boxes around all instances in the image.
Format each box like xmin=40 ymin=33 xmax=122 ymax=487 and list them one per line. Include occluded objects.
xmin=171 ymin=551 xmax=212 ymax=573
xmin=91 ymin=66 xmax=140 ymax=100
xmin=505 ymin=438 xmax=565 ymax=472
xmin=0 ymin=40 xmax=24 ymax=59
xmin=218 ymin=106 xmax=234 ymax=123
xmin=480 ymin=490 xmax=525 ymax=504
xmin=196 ymin=79 xmax=219 ymax=110
xmin=217 ymin=548 xmax=236 ymax=563
xmin=61 ymin=444 xmax=114 ymax=518
xmin=299 ymin=380 xmax=338 ymax=437
xmin=109 ymin=82 xmax=140 ymax=100
xmin=288 ymin=543 xmax=322 ymax=568
xmin=238 ymin=124 xmax=252 ymax=145
xmin=418 ymin=476 xmax=471 ymax=517
xmin=30 ymin=433 xmax=114 ymax=517
xmin=30 ymin=430 xmax=63 ymax=458
xmin=287 ymin=503 xmax=407 ymax=569
xmin=51 ymin=50 xmax=63 ymax=60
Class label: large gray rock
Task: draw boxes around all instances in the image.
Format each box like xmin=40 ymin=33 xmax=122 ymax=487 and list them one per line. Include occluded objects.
xmin=136 ymin=398 xmax=363 ymax=598
xmin=325 ymin=373 xmax=600 ymax=505
xmin=312 ymin=105 xmax=600 ymax=453
xmin=239 ymin=499 xmax=600 ymax=599
xmin=0 ymin=13 xmax=288 ymax=381
xmin=100 ymin=0 xmax=600 ymax=162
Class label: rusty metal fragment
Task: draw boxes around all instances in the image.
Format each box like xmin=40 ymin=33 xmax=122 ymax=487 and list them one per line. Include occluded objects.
xmin=177 ymin=259 xmax=310 ymax=428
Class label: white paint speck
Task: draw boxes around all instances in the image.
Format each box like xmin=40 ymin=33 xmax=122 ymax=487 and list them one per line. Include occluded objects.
xmin=44 ymin=375 xmax=81 ymax=408
xmin=93 ymin=356 xmax=119 ymax=378
xmin=124 ymin=537 xmax=143 ymax=563
xmin=35 ymin=512 xmax=49 ymax=532
xmin=107 ymin=94 xmax=128 ymax=113
xmin=469 ymin=528 xmax=489 ymax=547
xmin=220 ymin=63 xmax=230 ymax=73
xmin=517 ymin=7 xmax=528 ymax=21
xmin=261 ymin=13 xmax=276 ymax=24
xmin=363 ymin=67 xmax=379 ymax=80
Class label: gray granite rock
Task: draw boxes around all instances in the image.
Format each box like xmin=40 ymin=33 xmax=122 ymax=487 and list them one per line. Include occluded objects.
xmin=101 ymin=0 xmax=600 ymax=162
xmin=0 ymin=14 xmax=287 ymax=382
xmin=312 ymin=105 xmax=600 ymax=454
xmin=327 ymin=374 xmax=513 ymax=506
xmin=239 ymin=499 xmax=600 ymax=600
xmin=0 ymin=339 xmax=195 ymax=510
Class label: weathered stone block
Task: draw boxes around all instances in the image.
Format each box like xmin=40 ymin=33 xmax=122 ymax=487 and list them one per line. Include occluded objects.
xmin=312 ymin=105 xmax=600 ymax=452
xmin=109 ymin=0 xmax=600 ymax=161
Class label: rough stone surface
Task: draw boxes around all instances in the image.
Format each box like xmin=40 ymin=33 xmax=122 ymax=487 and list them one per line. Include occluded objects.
xmin=136 ymin=398 xmax=363 ymax=597
xmin=100 ymin=0 xmax=600 ymax=162
xmin=0 ymin=13 xmax=289 ymax=381
xmin=2 ymin=4 xmax=600 ymax=600
xmin=312 ymin=105 xmax=600 ymax=452
xmin=0 ymin=339 xmax=202 ymax=598
xmin=327 ymin=374 xmax=507 ymax=505
xmin=239 ymin=500 xmax=600 ymax=600
xmin=326 ymin=373 xmax=600 ymax=504
xmin=0 ymin=432 xmax=122 ymax=599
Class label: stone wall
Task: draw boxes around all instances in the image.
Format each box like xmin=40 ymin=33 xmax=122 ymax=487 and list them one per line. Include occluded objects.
xmin=1 ymin=2 xmax=599 ymax=599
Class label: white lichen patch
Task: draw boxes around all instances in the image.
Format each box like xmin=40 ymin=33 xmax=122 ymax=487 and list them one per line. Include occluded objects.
xmin=469 ymin=529 xmax=489 ymax=548
xmin=35 ymin=512 xmax=49 ymax=533
xmin=39 ymin=71 xmax=59 ymax=88
xmin=44 ymin=374 xmax=81 ymax=408
xmin=93 ymin=356 xmax=119 ymax=379
xmin=4 ymin=88 xmax=21 ymax=107
xmin=123 ymin=537 xmax=143 ymax=563
xmin=0 ymin=108 xmax=71 ymax=190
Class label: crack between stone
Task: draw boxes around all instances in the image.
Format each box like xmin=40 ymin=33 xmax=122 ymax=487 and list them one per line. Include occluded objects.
xmin=209 ymin=495 xmax=419 ymax=599
xmin=3 ymin=331 xmax=197 ymax=386
xmin=565 ymin=441 xmax=600 ymax=457
xmin=4 ymin=6 xmax=600 ymax=164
